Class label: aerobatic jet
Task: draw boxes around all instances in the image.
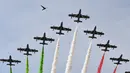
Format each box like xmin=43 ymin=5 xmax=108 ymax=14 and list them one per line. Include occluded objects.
xmin=110 ymin=54 xmax=129 ymax=65
xmin=68 ymin=9 xmax=90 ymax=23
xmin=34 ymin=32 xmax=55 ymax=45
xmin=0 ymin=55 xmax=21 ymax=66
xmin=17 ymin=44 xmax=38 ymax=56
xmin=41 ymin=5 xmax=46 ymax=10
xmin=97 ymin=40 xmax=117 ymax=52
xmin=50 ymin=22 xmax=71 ymax=35
xmin=84 ymin=26 xmax=104 ymax=39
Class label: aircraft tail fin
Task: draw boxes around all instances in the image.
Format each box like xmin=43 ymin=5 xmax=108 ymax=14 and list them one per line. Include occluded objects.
xmin=56 ymin=32 xmax=64 ymax=35
xmin=39 ymin=42 xmax=48 ymax=45
xmin=24 ymin=53 xmax=32 ymax=56
xmin=7 ymin=64 xmax=15 ymax=66
xmin=101 ymin=49 xmax=109 ymax=52
xmin=89 ymin=36 xmax=97 ymax=39
xmin=74 ymin=20 xmax=82 ymax=23
xmin=114 ymin=62 xmax=122 ymax=65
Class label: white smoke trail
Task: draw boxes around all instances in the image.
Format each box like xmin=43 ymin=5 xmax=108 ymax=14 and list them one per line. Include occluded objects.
xmin=51 ymin=38 xmax=60 ymax=73
xmin=81 ymin=41 xmax=92 ymax=73
xmin=65 ymin=26 xmax=78 ymax=73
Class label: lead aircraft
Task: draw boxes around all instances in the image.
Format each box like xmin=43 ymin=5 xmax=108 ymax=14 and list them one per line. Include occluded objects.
xmin=68 ymin=9 xmax=90 ymax=23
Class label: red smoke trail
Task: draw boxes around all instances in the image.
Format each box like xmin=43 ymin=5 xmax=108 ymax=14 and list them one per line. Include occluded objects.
xmin=113 ymin=65 xmax=118 ymax=73
xmin=97 ymin=52 xmax=105 ymax=73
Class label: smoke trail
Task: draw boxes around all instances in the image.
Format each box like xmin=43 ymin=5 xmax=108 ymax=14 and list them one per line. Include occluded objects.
xmin=10 ymin=66 xmax=12 ymax=73
xmin=81 ymin=41 xmax=92 ymax=73
xmin=97 ymin=53 xmax=105 ymax=73
xmin=65 ymin=26 xmax=78 ymax=73
xmin=26 ymin=56 xmax=29 ymax=73
xmin=39 ymin=46 xmax=44 ymax=73
xmin=113 ymin=65 xmax=118 ymax=73
xmin=51 ymin=38 xmax=60 ymax=73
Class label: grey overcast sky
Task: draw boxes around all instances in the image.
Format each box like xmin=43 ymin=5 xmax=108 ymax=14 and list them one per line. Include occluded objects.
xmin=0 ymin=0 xmax=130 ymax=73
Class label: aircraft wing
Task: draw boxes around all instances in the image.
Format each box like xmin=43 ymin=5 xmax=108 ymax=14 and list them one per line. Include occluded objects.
xmin=45 ymin=38 xmax=54 ymax=41
xmin=41 ymin=5 xmax=45 ymax=8
xmin=80 ymin=15 xmax=90 ymax=19
xmin=0 ymin=59 xmax=9 ymax=62
xmin=29 ymin=49 xmax=38 ymax=52
xmin=110 ymin=58 xmax=129 ymax=62
xmin=84 ymin=30 xmax=93 ymax=34
xmin=97 ymin=44 xmax=106 ymax=47
xmin=51 ymin=26 xmax=60 ymax=30
xmin=108 ymin=45 xmax=117 ymax=48
xmin=68 ymin=14 xmax=78 ymax=18
xmin=95 ymin=31 xmax=104 ymax=35
xmin=110 ymin=58 xmax=118 ymax=61
xmin=62 ymin=27 xmax=71 ymax=31
xmin=120 ymin=58 xmax=129 ymax=62
xmin=12 ymin=59 xmax=21 ymax=63
xmin=17 ymin=48 xmax=26 ymax=51
xmin=34 ymin=37 xmax=42 ymax=40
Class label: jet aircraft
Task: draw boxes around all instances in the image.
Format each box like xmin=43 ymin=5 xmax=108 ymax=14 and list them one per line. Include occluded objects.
xmin=84 ymin=26 xmax=104 ymax=39
xmin=50 ymin=22 xmax=71 ymax=35
xmin=41 ymin=5 xmax=46 ymax=10
xmin=97 ymin=40 xmax=117 ymax=52
xmin=110 ymin=54 xmax=129 ymax=65
xmin=0 ymin=55 xmax=21 ymax=66
xmin=68 ymin=9 xmax=90 ymax=23
xmin=17 ymin=44 xmax=38 ymax=56
xmin=34 ymin=32 xmax=55 ymax=45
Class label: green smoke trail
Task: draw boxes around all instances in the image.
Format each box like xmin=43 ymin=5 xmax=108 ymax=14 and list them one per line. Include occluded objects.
xmin=39 ymin=46 xmax=44 ymax=73
xmin=10 ymin=66 xmax=12 ymax=73
xmin=26 ymin=56 xmax=29 ymax=73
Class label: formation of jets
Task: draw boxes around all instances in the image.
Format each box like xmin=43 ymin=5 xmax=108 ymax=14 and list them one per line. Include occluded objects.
xmin=0 ymin=5 xmax=129 ymax=73
xmin=50 ymin=22 xmax=71 ymax=35
xmin=97 ymin=40 xmax=117 ymax=52
xmin=17 ymin=44 xmax=38 ymax=56
xmin=110 ymin=54 xmax=129 ymax=65
xmin=34 ymin=32 xmax=55 ymax=45
xmin=0 ymin=55 xmax=21 ymax=66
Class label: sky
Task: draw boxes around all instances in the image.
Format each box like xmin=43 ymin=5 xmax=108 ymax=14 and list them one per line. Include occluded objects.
xmin=0 ymin=0 xmax=130 ymax=73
